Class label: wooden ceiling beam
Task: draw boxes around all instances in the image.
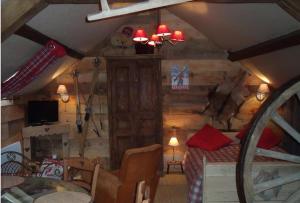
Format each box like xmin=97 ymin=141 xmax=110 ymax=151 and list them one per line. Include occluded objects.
xmin=277 ymin=0 xmax=300 ymax=22
xmin=15 ymin=25 xmax=85 ymax=59
xmin=228 ymin=29 xmax=300 ymax=61
xmin=2 ymin=0 xmax=48 ymax=42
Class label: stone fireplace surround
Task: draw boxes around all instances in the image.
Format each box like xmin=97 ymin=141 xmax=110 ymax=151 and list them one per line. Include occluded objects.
xmin=22 ymin=124 xmax=70 ymax=161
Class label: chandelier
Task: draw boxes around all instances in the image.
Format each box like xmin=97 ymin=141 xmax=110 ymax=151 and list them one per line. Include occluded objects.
xmin=132 ymin=24 xmax=184 ymax=47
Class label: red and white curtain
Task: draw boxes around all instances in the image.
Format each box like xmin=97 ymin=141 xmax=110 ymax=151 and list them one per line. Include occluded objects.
xmin=1 ymin=40 xmax=66 ymax=98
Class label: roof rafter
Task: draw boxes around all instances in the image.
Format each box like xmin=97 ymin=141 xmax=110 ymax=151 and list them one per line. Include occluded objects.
xmin=1 ymin=0 xmax=48 ymax=42
xmin=228 ymin=29 xmax=300 ymax=61
xmin=277 ymin=0 xmax=300 ymax=22
xmin=15 ymin=25 xmax=85 ymax=59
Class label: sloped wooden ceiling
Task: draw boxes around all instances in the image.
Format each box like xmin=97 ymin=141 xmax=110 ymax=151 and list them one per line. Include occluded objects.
xmin=241 ymin=45 xmax=300 ymax=86
xmin=1 ymin=3 xmax=133 ymax=95
xmin=168 ymin=2 xmax=300 ymax=86
xmin=27 ymin=4 xmax=133 ymax=53
xmin=1 ymin=35 xmax=43 ymax=80
xmin=2 ymin=0 xmax=300 ymax=94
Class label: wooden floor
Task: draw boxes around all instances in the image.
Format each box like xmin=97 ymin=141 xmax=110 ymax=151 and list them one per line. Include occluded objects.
xmin=154 ymin=174 xmax=188 ymax=203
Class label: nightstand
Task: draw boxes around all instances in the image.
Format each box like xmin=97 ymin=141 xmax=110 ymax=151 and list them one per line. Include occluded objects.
xmin=167 ymin=160 xmax=184 ymax=174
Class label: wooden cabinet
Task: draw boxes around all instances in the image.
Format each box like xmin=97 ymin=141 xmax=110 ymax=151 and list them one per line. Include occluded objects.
xmin=107 ymin=57 xmax=162 ymax=169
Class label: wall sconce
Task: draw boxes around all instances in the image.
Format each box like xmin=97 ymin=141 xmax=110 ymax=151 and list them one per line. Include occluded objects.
xmin=57 ymin=85 xmax=69 ymax=103
xmin=256 ymin=83 xmax=270 ymax=101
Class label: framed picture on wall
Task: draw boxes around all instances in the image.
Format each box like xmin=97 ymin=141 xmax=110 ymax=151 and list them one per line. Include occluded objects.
xmin=171 ymin=65 xmax=189 ymax=90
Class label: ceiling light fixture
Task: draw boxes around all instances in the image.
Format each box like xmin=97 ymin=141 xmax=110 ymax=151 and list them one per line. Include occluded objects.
xmin=133 ymin=24 xmax=184 ymax=47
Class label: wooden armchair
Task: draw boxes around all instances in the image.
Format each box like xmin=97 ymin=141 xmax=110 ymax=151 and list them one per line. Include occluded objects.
xmin=63 ymin=157 xmax=101 ymax=201
xmin=94 ymin=144 xmax=162 ymax=203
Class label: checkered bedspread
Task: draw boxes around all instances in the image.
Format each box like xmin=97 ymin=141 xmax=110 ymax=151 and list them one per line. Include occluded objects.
xmin=183 ymin=144 xmax=284 ymax=203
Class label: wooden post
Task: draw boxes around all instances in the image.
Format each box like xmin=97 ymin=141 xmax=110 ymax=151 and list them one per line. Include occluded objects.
xmin=73 ymin=70 xmax=82 ymax=133
xmin=79 ymin=58 xmax=101 ymax=157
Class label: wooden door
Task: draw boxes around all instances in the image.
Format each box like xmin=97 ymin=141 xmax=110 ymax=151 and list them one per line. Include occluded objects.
xmin=107 ymin=58 xmax=162 ymax=169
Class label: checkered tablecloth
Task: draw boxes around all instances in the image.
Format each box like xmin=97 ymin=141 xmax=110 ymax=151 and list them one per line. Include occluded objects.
xmin=183 ymin=144 xmax=285 ymax=203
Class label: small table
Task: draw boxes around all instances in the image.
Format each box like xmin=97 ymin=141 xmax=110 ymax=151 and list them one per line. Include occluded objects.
xmin=167 ymin=160 xmax=184 ymax=174
xmin=1 ymin=176 xmax=91 ymax=203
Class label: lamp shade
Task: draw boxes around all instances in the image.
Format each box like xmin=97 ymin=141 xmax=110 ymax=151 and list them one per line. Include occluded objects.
xmin=257 ymin=83 xmax=270 ymax=94
xmin=57 ymin=85 xmax=68 ymax=94
xmin=156 ymin=24 xmax=171 ymax=37
xmin=148 ymin=34 xmax=162 ymax=46
xmin=169 ymin=136 xmax=179 ymax=147
xmin=133 ymin=29 xmax=148 ymax=42
xmin=170 ymin=31 xmax=184 ymax=42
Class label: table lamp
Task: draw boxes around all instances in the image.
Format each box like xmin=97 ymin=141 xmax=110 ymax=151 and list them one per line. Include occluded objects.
xmin=168 ymin=127 xmax=179 ymax=161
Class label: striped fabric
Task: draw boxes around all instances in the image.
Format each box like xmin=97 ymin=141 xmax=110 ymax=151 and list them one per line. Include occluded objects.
xmin=183 ymin=144 xmax=285 ymax=203
xmin=1 ymin=40 xmax=66 ymax=98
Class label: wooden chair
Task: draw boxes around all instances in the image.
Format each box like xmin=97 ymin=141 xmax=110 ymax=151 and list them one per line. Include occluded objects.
xmin=1 ymin=151 xmax=33 ymax=176
xmin=63 ymin=157 xmax=101 ymax=201
xmin=94 ymin=144 xmax=162 ymax=203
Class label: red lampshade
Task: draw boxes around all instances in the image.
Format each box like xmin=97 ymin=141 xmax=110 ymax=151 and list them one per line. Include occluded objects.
xmin=148 ymin=34 xmax=162 ymax=46
xmin=171 ymin=31 xmax=184 ymax=42
xmin=133 ymin=29 xmax=148 ymax=42
xmin=156 ymin=24 xmax=171 ymax=37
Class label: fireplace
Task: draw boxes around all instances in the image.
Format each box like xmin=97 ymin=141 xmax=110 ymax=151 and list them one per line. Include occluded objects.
xmin=22 ymin=124 xmax=70 ymax=161
xmin=30 ymin=134 xmax=63 ymax=162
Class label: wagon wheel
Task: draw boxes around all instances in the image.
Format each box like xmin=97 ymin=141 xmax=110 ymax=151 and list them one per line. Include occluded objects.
xmin=237 ymin=76 xmax=300 ymax=203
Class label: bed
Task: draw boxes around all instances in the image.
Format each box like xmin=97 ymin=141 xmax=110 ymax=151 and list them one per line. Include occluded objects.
xmin=183 ymin=133 xmax=300 ymax=203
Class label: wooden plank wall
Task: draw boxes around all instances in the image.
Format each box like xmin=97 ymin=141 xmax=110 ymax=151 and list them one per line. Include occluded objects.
xmin=1 ymin=104 xmax=25 ymax=141
xmin=41 ymin=57 xmax=262 ymax=171
xmin=50 ymin=57 xmax=110 ymax=168
xmin=19 ymin=57 xmax=111 ymax=168
xmin=161 ymin=59 xmax=262 ymax=170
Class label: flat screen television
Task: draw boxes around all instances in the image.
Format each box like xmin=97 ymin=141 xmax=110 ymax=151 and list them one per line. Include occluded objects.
xmin=27 ymin=100 xmax=58 ymax=125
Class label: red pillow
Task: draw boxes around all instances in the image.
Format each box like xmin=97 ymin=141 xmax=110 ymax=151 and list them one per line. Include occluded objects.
xmin=236 ymin=127 xmax=247 ymax=139
xmin=186 ymin=124 xmax=232 ymax=151
xmin=236 ymin=127 xmax=281 ymax=149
